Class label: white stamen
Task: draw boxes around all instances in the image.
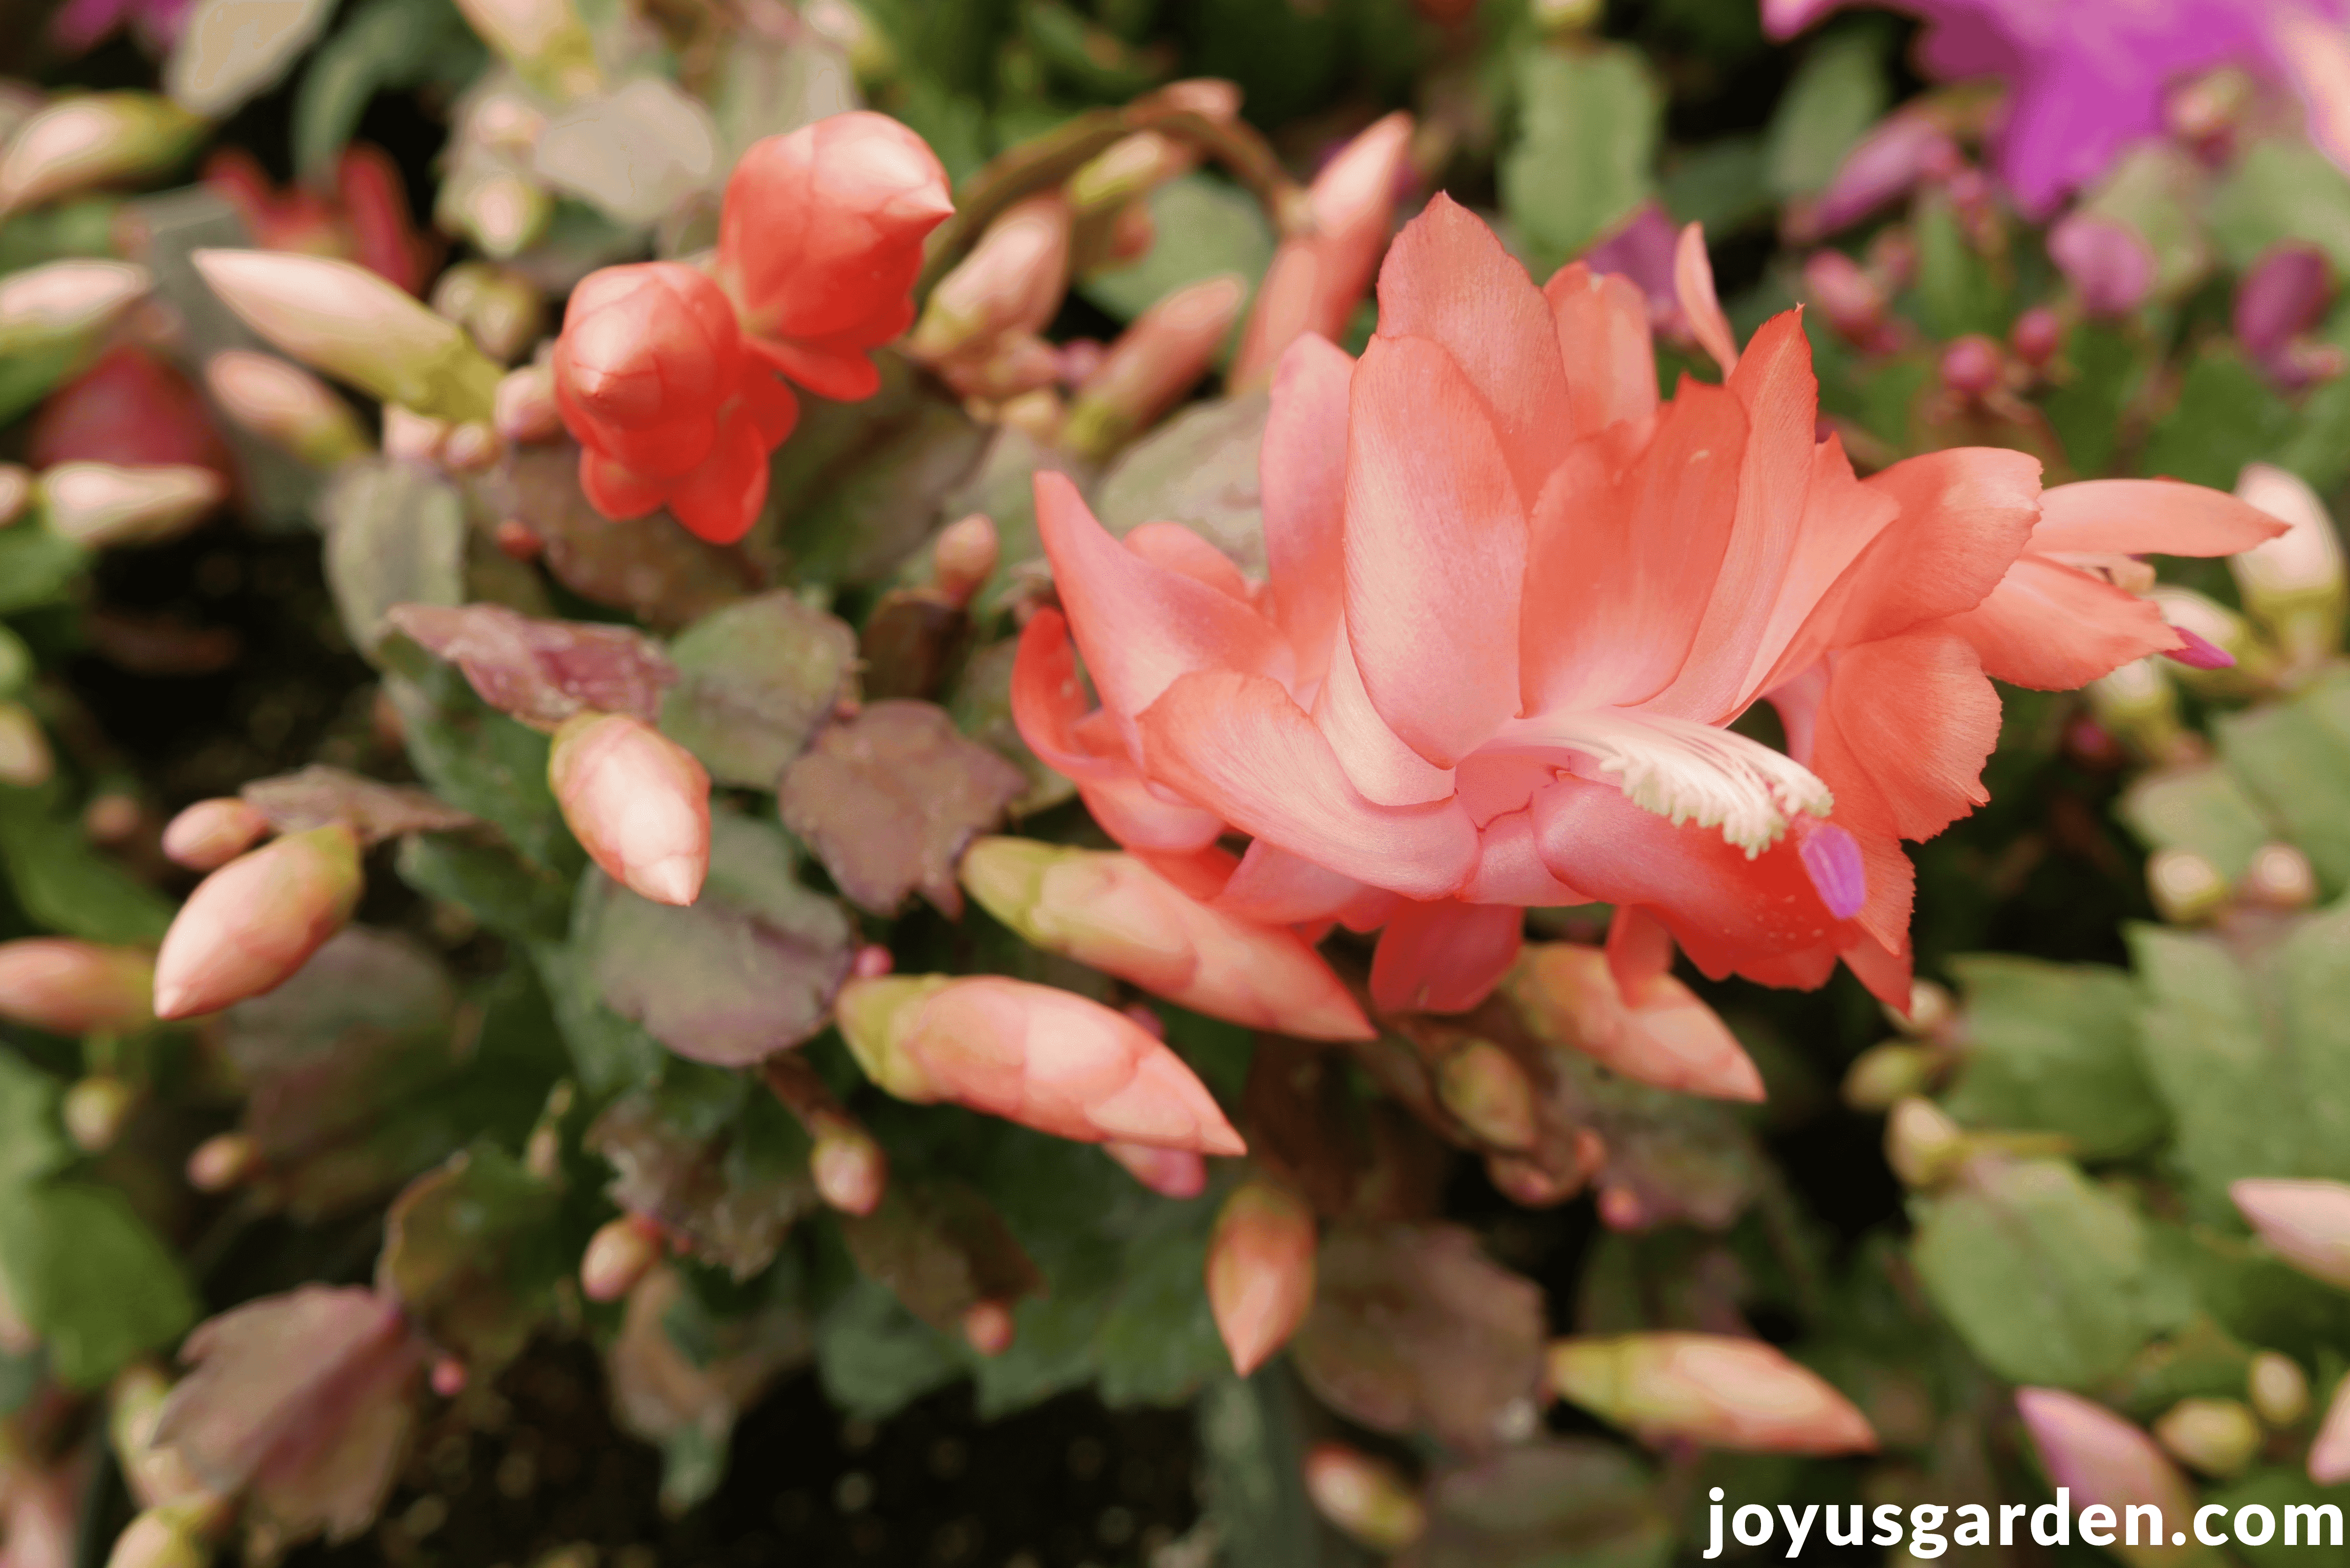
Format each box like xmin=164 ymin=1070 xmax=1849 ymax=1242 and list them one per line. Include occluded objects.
xmin=1481 ymin=708 xmax=1833 ymax=856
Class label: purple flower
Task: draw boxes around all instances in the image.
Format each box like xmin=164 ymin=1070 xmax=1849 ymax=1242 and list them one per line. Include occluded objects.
xmin=1767 ymin=0 xmax=2350 ymax=218
xmin=49 ymin=0 xmax=194 ymax=54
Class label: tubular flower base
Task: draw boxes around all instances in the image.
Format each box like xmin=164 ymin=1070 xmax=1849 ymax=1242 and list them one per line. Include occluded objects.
xmin=1013 ymin=198 xmax=2282 ymax=1017
xmin=833 ymin=974 xmax=1246 ymax=1156
xmin=1205 ymin=1179 xmax=1316 ymax=1375
xmin=1546 ymin=1333 xmax=1878 ymax=1454
xmin=547 ymin=711 xmax=711 ymax=907
xmin=0 ymin=940 xmax=155 ymax=1034
xmin=151 ymin=824 xmax=363 ymax=1020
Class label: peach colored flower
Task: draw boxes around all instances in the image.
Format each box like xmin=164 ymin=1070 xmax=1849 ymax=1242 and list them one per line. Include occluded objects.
xmin=1016 ymin=198 xmax=2280 ymax=1017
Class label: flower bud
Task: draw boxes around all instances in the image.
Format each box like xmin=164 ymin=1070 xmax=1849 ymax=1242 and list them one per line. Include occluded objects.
xmin=1067 ymin=132 xmax=1192 ymax=215
xmin=111 ymin=1365 xmax=223 ymax=1520
xmin=1063 ymin=273 xmax=1247 ymax=458
xmin=201 ymin=352 xmax=367 ymax=469
xmin=1302 ymin=1443 xmax=1426 ymax=1553
xmin=962 ymin=1301 xmax=1016 ymax=1357
xmin=2049 ymin=214 xmax=2156 ymax=317
xmin=37 ymin=462 xmax=223 ymax=548
xmin=151 ymin=823 xmax=363 ymax=1020
xmin=2147 ymin=847 xmax=2228 ymax=925
xmin=1898 ymin=983 xmax=1958 ymax=1041
xmin=2085 ymin=657 xmax=2183 ymax=758
xmin=1842 ymin=1042 xmax=1939 ymax=1111
xmin=2010 ymin=305 xmax=2061 ymax=366
xmin=64 ymin=1075 xmax=134 ymax=1152
xmin=2314 ymin=1378 xmax=2350 ymax=1489
xmin=1206 ymin=1180 xmax=1315 ymax=1375
xmin=958 ymin=838 xmax=1371 ymax=1042
xmin=2250 ymin=1351 xmax=2310 ymax=1428
xmin=2235 ymin=243 xmax=2332 ymax=366
xmin=580 ymin=1214 xmax=663 ymax=1303
xmin=184 ymin=1132 xmax=260 ymax=1193
xmin=1546 ymin=1333 xmax=1878 ymax=1454
xmin=1506 ymin=944 xmax=1764 ymax=1101
xmin=0 ymin=702 xmax=53 ymax=788
xmin=0 ymin=94 xmax=203 ymax=216
xmin=430 ymin=1356 xmax=468 ymax=1398
xmin=161 ymin=798 xmax=271 ymax=872
xmin=2246 ymin=843 xmax=2319 ymax=909
xmin=104 ymin=1508 xmax=211 ymax=1568
xmin=0 ymin=258 xmax=149 ymax=358
xmin=438 ymin=163 xmax=552 ymax=259
xmin=450 ymin=0 xmax=600 ymax=97
xmin=429 ymin=262 xmax=545 ymax=364
xmin=0 ymin=464 xmax=29 ymax=527
xmin=2015 ymin=1387 xmax=2201 ymax=1560
xmin=835 ymin=973 xmax=1246 ymax=1154
xmin=2152 ymin=1396 xmax=2262 ymax=1477
xmin=547 ymin=711 xmax=710 ymax=907
xmin=1939 ymin=334 xmax=2004 ymax=398
xmin=1104 ymin=1139 xmax=1206 ymax=1199
xmin=931 ymin=513 xmax=998 ymax=607
xmin=810 ymin=1123 xmax=887 ymax=1215
xmin=0 ymin=939 xmax=155 ymax=1033
xmin=2232 ymin=1177 xmax=2350 ymax=1291
xmin=1811 ymin=114 xmax=1959 ymax=234
xmin=803 ymin=0 xmax=895 ymax=84
xmin=717 ymin=112 xmax=953 ymax=401
xmin=906 ymin=194 xmax=1071 ymax=365
xmin=191 ymin=250 xmax=503 ymax=424
xmin=493 ymin=363 xmax=561 ymax=444
xmin=1230 ymin=113 xmax=1414 ymax=387
xmin=2233 ymin=463 xmax=2347 ymax=664
xmin=1886 ymin=1095 xmax=1967 ymax=1188
xmin=1436 ymin=1039 xmax=1538 ymax=1151
xmin=1801 ymin=249 xmax=1889 ymax=347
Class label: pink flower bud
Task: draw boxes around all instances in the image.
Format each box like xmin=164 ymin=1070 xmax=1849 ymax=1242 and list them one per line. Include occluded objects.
xmin=492 ymin=363 xmax=560 ymax=445
xmin=2232 ymin=1178 xmax=2350 ymax=1291
xmin=958 ymin=838 xmax=1372 ymax=1042
xmin=0 ymin=703 xmax=53 ymax=788
xmin=834 ymin=973 xmax=1246 ymax=1155
xmin=2235 ymin=243 xmax=2332 ymax=366
xmin=1507 ymin=944 xmax=1763 ymax=1101
xmin=1801 ymin=249 xmax=1888 ymax=346
xmin=551 ymin=261 xmax=798 ymax=546
xmin=430 ymin=1356 xmax=468 ymax=1398
xmin=161 ymin=797 xmax=271 ymax=870
xmin=1230 ymin=112 xmax=1413 ymax=387
xmin=2015 ymin=1387 xmax=2201 ymax=1545
xmin=2314 ymin=1377 xmax=2350 ymax=1485
xmin=1302 ymin=1443 xmax=1427 ymax=1553
xmin=1546 ymin=1333 xmax=1877 ymax=1454
xmin=38 ymin=462 xmax=224 ymax=548
xmin=906 ymin=194 xmax=1071 ymax=364
xmin=810 ymin=1123 xmax=887 ymax=1215
xmin=1064 ymin=274 xmax=1247 ymax=458
xmin=0 ymin=93 xmax=203 ymax=217
xmin=63 ymin=1075 xmax=134 ymax=1152
xmin=151 ymin=823 xmax=363 ymax=1020
xmin=0 ymin=258 xmax=149 ymax=358
xmin=0 ymin=939 xmax=155 ymax=1034
xmin=1811 ymin=114 xmax=1960 ymax=235
xmin=2049 ymin=214 xmax=2156 ymax=317
xmin=547 ymin=711 xmax=710 ymax=906
xmin=716 ymin=112 xmax=953 ymax=401
xmin=580 ymin=1214 xmax=663 ymax=1303
xmin=931 ymin=513 xmax=998 ymax=607
xmin=191 ymin=250 xmax=503 ymax=424
xmin=1206 ymin=1180 xmax=1315 ymax=1375
xmin=1939 ymin=334 xmax=2004 ymax=398
xmin=2010 ymin=306 xmax=2062 ymax=366
xmin=962 ymin=1300 xmax=1016 ymax=1357
xmin=202 ymin=351 xmax=368 ymax=469
xmin=1103 ymin=1139 xmax=1207 ymax=1198
xmin=185 ymin=1132 xmax=260 ymax=1193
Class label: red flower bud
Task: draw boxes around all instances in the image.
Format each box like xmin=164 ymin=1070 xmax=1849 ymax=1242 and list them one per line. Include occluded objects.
xmin=151 ymin=823 xmax=362 ymax=1020
xmin=547 ymin=711 xmax=710 ymax=906
xmin=551 ymin=261 xmax=798 ymax=545
xmin=1206 ymin=1180 xmax=1316 ymax=1375
xmin=716 ymin=111 xmax=953 ymax=402
xmin=161 ymin=796 xmax=271 ymax=870
xmin=580 ymin=1214 xmax=664 ymax=1303
xmin=0 ymin=939 xmax=155 ymax=1034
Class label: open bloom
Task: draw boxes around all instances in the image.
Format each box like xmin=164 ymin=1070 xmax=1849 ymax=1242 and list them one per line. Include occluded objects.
xmin=550 ymin=262 xmax=799 ymax=547
xmin=715 ymin=112 xmax=953 ymax=401
xmin=1015 ymin=197 xmax=2278 ymax=1016
xmin=1765 ymin=0 xmax=2350 ymax=218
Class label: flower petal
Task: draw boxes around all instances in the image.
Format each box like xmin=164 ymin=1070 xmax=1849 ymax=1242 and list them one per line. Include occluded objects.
xmin=1373 ymin=193 xmax=1572 ymax=503
xmin=1739 ymin=433 xmax=1900 ymax=700
xmin=2033 ymin=478 xmax=2288 ymax=556
xmin=1809 ymin=629 xmax=2000 ymax=840
xmin=1523 ymin=381 xmax=1748 ymax=711
xmin=1368 ymin=900 xmax=1525 ymax=1015
xmin=1463 ymin=809 xmax=1590 ymax=904
xmin=1212 ymin=841 xmax=1380 ymax=925
xmin=1544 ymin=262 xmax=1657 ymax=437
xmin=1261 ymin=333 xmax=1354 ymax=686
xmin=1343 ymin=333 xmax=1528 ymax=766
xmin=1675 ymin=223 xmax=1739 ymax=377
xmin=1137 ymin=668 xmax=1479 ymax=900
xmin=1313 ymin=623 xmax=1456 ymax=804
xmin=1942 ymin=554 xmax=2182 ymax=689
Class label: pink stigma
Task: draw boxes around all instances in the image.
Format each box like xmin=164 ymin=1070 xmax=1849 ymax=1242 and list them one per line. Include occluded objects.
xmin=2163 ymin=627 xmax=2235 ymax=670
xmin=1799 ymin=822 xmax=1867 ymax=920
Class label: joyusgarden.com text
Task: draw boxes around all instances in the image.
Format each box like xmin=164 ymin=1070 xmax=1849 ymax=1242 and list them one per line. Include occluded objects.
xmin=1705 ymin=1486 xmax=2349 ymax=1557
